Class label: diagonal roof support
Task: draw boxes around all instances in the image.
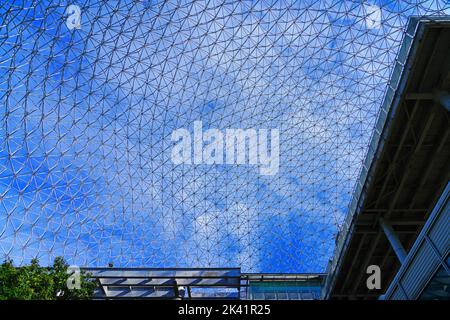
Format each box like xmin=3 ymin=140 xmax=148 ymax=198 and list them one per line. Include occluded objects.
xmin=379 ymin=218 xmax=407 ymax=264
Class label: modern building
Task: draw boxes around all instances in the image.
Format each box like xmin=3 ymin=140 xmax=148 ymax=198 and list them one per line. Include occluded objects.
xmin=83 ymin=16 xmax=450 ymax=301
xmin=0 ymin=2 xmax=449 ymax=300
xmin=84 ymin=268 xmax=325 ymax=299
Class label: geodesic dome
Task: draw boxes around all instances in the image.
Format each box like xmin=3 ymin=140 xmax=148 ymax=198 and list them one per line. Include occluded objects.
xmin=1 ymin=1 xmax=449 ymax=272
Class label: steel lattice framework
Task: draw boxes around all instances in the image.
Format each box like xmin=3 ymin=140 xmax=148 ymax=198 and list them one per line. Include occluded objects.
xmin=0 ymin=1 xmax=449 ymax=272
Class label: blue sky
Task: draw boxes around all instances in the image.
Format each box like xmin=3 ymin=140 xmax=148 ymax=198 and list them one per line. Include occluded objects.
xmin=0 ymin=0 xmax=449 ymax=272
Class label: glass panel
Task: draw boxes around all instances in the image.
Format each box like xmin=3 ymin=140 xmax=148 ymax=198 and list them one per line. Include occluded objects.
xmin=1 ymin=1 xmax=449 ymax=275
xmin=419 ymin=266 xmax=450 ymax=300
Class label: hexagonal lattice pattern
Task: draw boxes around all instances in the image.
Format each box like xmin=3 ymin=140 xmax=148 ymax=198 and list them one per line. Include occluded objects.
xmin=1 ymin=1 xmax=449 ymax=272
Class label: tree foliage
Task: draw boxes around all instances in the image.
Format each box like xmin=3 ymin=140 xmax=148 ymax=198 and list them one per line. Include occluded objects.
xmin=0 ymin=257 xmax=97 ymax=300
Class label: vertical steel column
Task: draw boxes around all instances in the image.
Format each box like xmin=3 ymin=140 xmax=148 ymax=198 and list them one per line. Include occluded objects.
xmin=379 ymin=218 xmax=407 ymax=263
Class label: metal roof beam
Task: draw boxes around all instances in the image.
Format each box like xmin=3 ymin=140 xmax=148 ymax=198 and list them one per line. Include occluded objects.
xmin=405 ymin=91 xmax=450 ymax=111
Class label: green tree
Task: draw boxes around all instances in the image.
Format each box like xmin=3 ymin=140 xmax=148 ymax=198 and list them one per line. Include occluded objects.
xmin=0 ymin=257 xmax=97 ymax=300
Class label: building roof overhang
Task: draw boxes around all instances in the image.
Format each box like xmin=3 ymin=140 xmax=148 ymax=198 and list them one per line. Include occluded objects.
xmin=324 ymin=16 xmax=450 ymax=300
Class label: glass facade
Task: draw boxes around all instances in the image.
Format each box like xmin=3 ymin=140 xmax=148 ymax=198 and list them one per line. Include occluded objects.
xmin=243 ymin=275 xmax=324 ymax=300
